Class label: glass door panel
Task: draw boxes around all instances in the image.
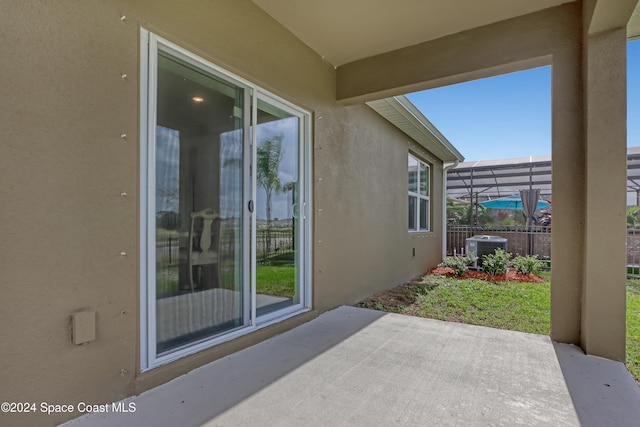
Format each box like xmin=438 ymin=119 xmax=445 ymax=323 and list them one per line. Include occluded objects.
xmin=255 ymin=98 xmax=302 ymax=318
xmin=154 ymin=51 xmax=246 ymax=355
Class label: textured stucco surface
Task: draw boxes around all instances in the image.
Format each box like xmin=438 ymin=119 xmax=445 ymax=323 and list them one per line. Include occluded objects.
xmin=581 ymin=27 xmax=628 ymax=360
xmin=0 ymin=1 xmax=443 ymax=425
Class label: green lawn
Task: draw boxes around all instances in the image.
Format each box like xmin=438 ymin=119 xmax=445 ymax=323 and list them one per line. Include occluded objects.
xmin=627 ymin=279 xmax=640 ymax=381
xmin=412 ymin=276 xmax=550 ymax=335
xmin=156 ymin=264 xmax=295 ymax=298
xmin=256 ymin=265 xmax=295 ymax=298
xmin=358 ymin=271 xmax=640 ymax=383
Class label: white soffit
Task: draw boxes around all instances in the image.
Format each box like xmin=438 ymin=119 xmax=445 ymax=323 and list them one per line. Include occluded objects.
xmin=252 ymin=0 xmax=575 ymax=66
xmin=367 ymin=96 xmax=464 ymax=163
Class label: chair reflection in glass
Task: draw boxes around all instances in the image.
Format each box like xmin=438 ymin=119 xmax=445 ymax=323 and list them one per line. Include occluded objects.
xmin=188 ymin=208 xmax=221 ymax=292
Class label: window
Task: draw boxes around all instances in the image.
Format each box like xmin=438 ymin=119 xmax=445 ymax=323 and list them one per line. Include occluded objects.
xmin=140 ymin=30 xmax=311 ymax=370
xmin=408 ymin=154 xmax=430 ymax=231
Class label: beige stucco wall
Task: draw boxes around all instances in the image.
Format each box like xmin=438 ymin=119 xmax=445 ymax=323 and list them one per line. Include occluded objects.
xmin=313 ymin=105 xmax=444 ymax=312
xmin=581 ymin=26 xmax=628 ymax=359
xmin=0 ymin=1 xmax=443 ymax=425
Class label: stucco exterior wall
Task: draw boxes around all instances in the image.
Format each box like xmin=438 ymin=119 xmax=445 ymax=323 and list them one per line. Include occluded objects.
xmin=581 ymin=26 xmax=628 ymax=359
xmin=0 ymin=1 xmax=443 ymax=425
xmin=313 ymin=104 xmax=444 ymax=312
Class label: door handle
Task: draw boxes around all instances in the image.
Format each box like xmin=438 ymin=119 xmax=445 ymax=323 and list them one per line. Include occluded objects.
xmin=248 ymin=200 xmax=254 ymax=213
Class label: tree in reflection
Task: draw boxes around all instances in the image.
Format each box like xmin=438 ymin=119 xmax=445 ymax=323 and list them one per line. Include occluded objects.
xmin=257 ymin=135 xmax=283 ymax=256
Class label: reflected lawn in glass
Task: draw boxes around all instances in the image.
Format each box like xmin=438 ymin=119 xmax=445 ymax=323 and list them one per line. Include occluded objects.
xmin=256 ymin=265 xmax=295 ymax=298
xmin=157 ymin=263 xmax=293 ymax=297
xmin=157 ymin=269 xmax=179 ymax=296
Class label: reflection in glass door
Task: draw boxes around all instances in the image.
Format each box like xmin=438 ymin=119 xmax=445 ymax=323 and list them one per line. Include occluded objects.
xmin=254 ymin=98 xmax=302 ymax=318
xmin=153 ymin=50 xmax=248 ymax=356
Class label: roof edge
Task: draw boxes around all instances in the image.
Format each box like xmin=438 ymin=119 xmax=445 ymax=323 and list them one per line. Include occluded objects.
xmin=366 ymin=95 xmax=465 ymax=163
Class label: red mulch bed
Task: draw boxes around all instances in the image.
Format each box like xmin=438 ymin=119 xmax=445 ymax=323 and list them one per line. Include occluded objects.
xmin=430 ymin=266 xmax=544 ymax=283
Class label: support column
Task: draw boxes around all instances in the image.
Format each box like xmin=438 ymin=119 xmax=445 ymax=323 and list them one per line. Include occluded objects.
xmin=550 ymin=49 xmax=584 ymax=346
xmin=581 ymin=27 xmax=628 ymax=360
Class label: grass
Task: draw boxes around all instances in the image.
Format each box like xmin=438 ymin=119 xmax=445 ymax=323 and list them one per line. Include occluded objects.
xmin=357 ymin=270 xmax=640 ymax=383
xmin=256 ymin=265 xmax=295 ymax=298
xmin=627 ymin=279 xmax=640 ymax=381
xmin=413 ymin=276 xmax=550 ymax=335
xmin=155 ymin=263 xmax=295 ymax=298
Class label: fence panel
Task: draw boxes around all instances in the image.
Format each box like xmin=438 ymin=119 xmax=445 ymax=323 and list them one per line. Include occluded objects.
xmin=628 ymin=229 xmax=640 ymax=277
xmin=256 ymin=228 xmax=294 ymax=263
xmin=448 ymin=226 xmax=640 ymax=277
xmin=447 ymin=225 xmax=551 ymax=261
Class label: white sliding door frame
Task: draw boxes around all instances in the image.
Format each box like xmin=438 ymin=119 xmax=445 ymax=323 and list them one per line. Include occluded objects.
xmin=140 ymin=29 xmax=312 ymax=371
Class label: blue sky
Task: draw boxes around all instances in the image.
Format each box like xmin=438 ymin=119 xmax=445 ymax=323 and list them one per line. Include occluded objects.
xmin=407 ymin=40 xmax=640 ymax=162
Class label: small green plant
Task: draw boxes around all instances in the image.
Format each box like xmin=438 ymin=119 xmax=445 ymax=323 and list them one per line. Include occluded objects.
xmin=439 ymin=256 xmax=467 ymax=276
xmin=464 ymin=253 xmax=478 ymax=268
xmin=438 ymin=254 xmax=478 ymax=277
xmin=512 ymin=254 xmax=543 ymax=275
xmin=482 ymin=248 xmax=511 ymax=276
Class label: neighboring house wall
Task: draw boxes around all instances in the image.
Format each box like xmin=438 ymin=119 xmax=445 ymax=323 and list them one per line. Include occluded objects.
xmin=0 ymin=1 xmax=443 ymax=425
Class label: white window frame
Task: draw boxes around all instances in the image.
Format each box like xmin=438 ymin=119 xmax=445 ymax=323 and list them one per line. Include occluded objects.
xmin=140 ymin=29 xmax=312 ymax=371
xmin=408 ymin=153 xmax=431 ymax=232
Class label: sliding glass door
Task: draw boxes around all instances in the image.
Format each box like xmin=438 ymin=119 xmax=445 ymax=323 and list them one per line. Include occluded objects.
xmin=254 ymin=97 xmax=304 ymax=320
xmin=151 ymin=48 xmax=250 ymax=357
xmin=141 ymin=31 xmax=310 ymax=369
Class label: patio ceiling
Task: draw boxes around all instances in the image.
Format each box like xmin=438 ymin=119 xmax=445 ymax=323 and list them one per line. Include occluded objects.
xmin=252 ymin=0 xmax=578 ymax=67
xmin=253 ymin=1 xmax=640 ymax=67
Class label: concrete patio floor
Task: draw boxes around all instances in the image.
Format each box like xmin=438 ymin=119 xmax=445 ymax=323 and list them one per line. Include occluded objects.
xmin=63 ymin=306 xmax=640 ymax=427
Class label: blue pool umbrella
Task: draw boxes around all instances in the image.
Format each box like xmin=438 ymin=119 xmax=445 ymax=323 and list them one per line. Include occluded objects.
xmin=479 ymin=194 xmax=551 ymax=211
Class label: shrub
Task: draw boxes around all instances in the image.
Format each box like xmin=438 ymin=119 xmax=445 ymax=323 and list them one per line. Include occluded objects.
xmin=513 ymin=254 xmax=543 ymax=275
xmin=482 ymin=248 xmax=511 ymax=276
xmin=438 ymin=254 xmax=478 ymax=277
xmin=465 ymin=253 xmax=479 ymax=267
xmin=438 ymin=256 xmax=467 ymax=276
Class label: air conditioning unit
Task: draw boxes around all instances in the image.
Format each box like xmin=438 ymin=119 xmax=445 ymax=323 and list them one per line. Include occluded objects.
xmin=465 ymin=235 xmax=508 ymax=269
